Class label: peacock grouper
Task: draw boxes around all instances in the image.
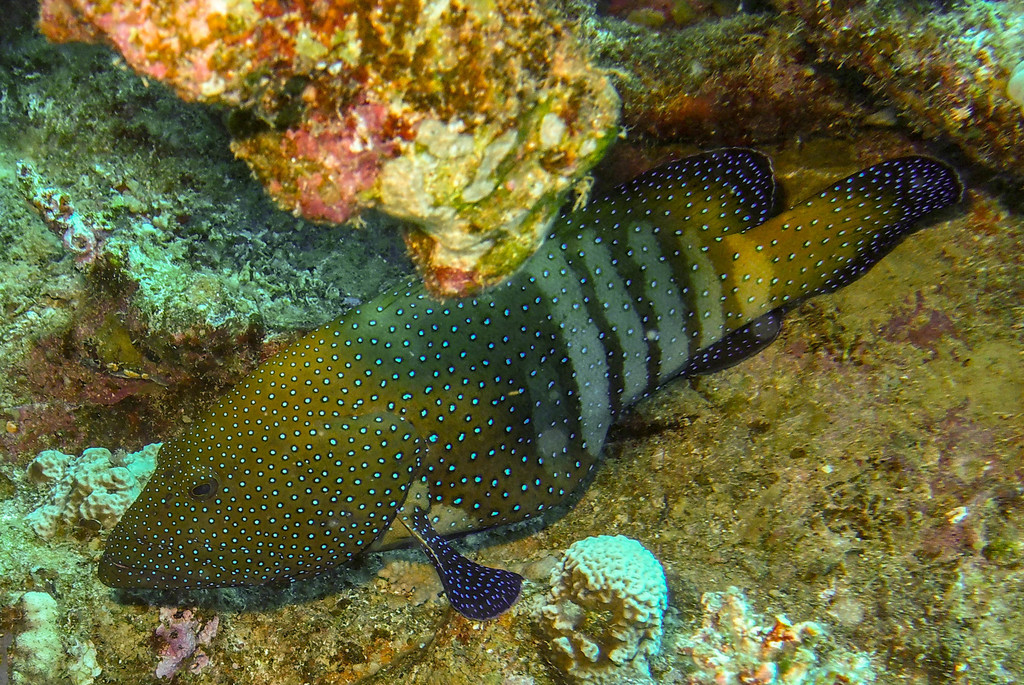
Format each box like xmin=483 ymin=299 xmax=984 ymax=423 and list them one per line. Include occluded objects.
xmin=99 ymin=149 xmax=962 ymax=620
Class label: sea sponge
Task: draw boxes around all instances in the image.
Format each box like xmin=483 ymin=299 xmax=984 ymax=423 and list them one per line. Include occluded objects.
xmin=537 ymin=535 xmax=668 ymax=684
xmin=25 ymin=444 xmax=159 ymax=539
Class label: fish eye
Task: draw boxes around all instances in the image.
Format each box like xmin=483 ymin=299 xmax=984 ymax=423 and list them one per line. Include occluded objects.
xmin=189 ymin=478 xmax=220 ymax=501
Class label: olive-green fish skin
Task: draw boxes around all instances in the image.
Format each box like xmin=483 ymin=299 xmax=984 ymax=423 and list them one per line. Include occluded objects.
xmin=100 ymin=149 xmax=962 ymax=619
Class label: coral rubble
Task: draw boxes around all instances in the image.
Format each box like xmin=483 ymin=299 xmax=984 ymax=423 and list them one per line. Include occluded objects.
xmin=39 ymin=0 xmax=620 ymax=297
xmin=676 ymin=587 xmax=874 ymax=684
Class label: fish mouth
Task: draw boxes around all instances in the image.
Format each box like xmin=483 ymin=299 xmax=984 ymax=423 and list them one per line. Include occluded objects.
xmin=98 ymin=536 xmax=230 ymax=589
xmin=97 ymin=555 xmax=188 ymax=588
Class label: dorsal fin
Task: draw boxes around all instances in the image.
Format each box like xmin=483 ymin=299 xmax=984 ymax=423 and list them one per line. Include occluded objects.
xmin=557 ymin=148 xmax=777 ymax=240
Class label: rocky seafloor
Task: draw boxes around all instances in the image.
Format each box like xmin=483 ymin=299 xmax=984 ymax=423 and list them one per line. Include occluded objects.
xmin=1 ymin=0 xmax=1023 ymax=683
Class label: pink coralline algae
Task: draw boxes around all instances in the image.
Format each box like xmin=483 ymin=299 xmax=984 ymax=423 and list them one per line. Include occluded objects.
xmin=39 ymin=0 xmax=620 ymax=297
xmin=153 ymin=608 xmax=219 ymax=680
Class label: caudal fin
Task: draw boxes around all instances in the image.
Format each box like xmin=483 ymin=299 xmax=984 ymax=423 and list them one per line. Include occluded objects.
xmin=703 ymin=155 xmax=962 ymax=325
xmin=792 ymin=155 xmax=963 ymax=299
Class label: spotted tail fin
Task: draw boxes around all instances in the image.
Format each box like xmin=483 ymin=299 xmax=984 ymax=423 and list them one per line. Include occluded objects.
xmin=697 ymin=156 xmax=963 ymax=325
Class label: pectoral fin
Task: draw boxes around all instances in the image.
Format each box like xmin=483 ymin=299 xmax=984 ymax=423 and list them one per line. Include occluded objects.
xmin=400 ymin=507 xmax=522 ymax=621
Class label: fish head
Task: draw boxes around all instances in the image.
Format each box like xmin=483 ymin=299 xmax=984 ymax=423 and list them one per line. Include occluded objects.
xmin=99 ymin=405 xmax=423 ymax=589
xmin=98 ymin=440 xmax=234 ymax=588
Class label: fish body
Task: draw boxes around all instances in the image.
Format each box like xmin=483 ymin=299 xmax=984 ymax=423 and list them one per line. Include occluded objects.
xmin=100 ymin=150 xmax=962 ymax=619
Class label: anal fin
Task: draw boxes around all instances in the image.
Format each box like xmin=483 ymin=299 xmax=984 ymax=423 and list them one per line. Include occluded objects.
xmin=401 ymin=507 xmax=522 ymax=621
xmin=684 ymin=309 xmax=783 ymax=376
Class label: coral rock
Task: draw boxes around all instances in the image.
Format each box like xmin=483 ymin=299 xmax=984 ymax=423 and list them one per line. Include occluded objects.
xmin=39 ymin=0 xmax=620 ymax=297
xmin=153 ymin=608 xmax=219 ymax=680
xmin=25 ymin=444 xmax=159 ymax=539
xmin=676 ymin=587 xmax=875 ymax=685
xmin=537 ymin=535 xmax=668 ymax=683
xmin=12 ymin=591 xmax=64 ymax=685
xmin=776 ymin=1 xmax=1024 ymax=177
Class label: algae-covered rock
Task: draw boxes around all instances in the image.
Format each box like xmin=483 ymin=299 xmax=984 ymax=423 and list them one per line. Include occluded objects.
xmin=39 ymin=0 xmax=620 ymax=297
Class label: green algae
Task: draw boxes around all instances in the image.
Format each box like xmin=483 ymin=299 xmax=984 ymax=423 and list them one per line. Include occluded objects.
xmin=0 ymin=8 xmax=414 ymax=456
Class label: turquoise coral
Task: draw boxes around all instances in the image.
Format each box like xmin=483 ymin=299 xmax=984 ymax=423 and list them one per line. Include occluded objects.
xmin=537 ymin=535 xmax=669 ymax=683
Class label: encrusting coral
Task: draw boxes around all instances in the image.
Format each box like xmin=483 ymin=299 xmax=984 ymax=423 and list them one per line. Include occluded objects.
xmin=38 ymin=0 xmax=619 ymax=297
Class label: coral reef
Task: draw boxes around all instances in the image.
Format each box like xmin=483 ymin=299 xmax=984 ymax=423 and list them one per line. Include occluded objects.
xmin=537 ymin=535 xmax=668 ymax=683
xmin=38 ymin=0 xmax=620 ymax=297
xmin=602 ymin=0 xmax=742 ymax=30
xmin=66 ymin=640 xmax=101 ymax=685
xmin=773 ymin=0 xmax=1024 ymax=176
xmin=24 ymin=444 xmax=158 ymax=539
xmin=0 ymin=591 xmax=101 ymax=685
xmin=676 ymin=587 xmax=874 ymax=684
xmin=0 ymin=11 xmax=413 ymax=459
xmin=566 ymin=0 xmax=1024 ymax=183
xmin=0 ymin=134 xmax=1020 ymax=680
xmin=1 ymin=1 xmax=1023 ymax=683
